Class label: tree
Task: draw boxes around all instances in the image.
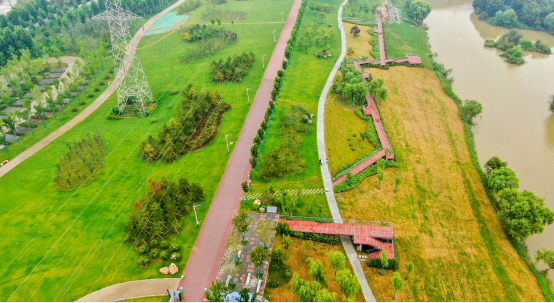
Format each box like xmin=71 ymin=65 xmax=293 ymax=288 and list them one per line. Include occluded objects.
xmin=490 ymin=9 xmax=518 ymax=28
xmin=327 ymin=251 xmax=346 ymax=278
xmin=377 ymin=170 xmax=384 ymax=190
xmin=206 ymin=280 xmax=232 ymax=302
xmin=282 ymin=234 xmax=292 ymax=254
xmin=405 ymin=262 xmax=415 ymax=279
xmin=461 ymin=99 xmax=482 ymax=125
xmin=303 ymin=240 xmax=311 ymax=261
xmin=250 ymin=245 xmax=268 ymax=277
xmin=380 ymin=250 xmax=389 ymax=275
xmin=484 ymin=156 xmax=507 ymax=176
xmin=308 ymin=258 xmax=328 ymax=286
xmin=487 ymin=166 xmax=519 ymax=193
xmin=336 ymin=269 xmax=360 ymax=300
xmin=544 ymin=12 xmax=554 ymax=35
xmin=498 ymin=188 xmax=554 ymax=241
xmin=406 ymin=0 xmax=432 ymax=25
xmin=314 ymin=288 xmax=337 ymax=302
xmin=350 ymin=25 xmax=361 ymax=37
xmin=232 ymin=210 xmax=252 ymax=243
xmin=395 ymin=174 xmax=402 ymax=193
xmin=270 ymin=248 xmax=288 ymax=270
xmin=501 ymin=44 xmax=525 ymax=65
xmin=535 ymin=248 xmax=554 ymax=271
xmin=392 ymin=272 xmax=404 ymax=300
xmin=291 ymin=274 xmax=321 ymax=302
xmin=241 ymin=181 xmax=249 ymax=203
xmin=255 ymin=218 xmax=275 ymax=249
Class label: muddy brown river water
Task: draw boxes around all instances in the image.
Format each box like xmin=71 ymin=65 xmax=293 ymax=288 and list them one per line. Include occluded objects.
xmin=425 ymin=0 xmax=554 ymax=276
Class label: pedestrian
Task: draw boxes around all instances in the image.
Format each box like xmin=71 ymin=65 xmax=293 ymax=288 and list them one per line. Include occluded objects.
xmin=326 ymin=158 xmax=328 ymax=164
xmin=319 ymin=159 xmax=322 ymax=166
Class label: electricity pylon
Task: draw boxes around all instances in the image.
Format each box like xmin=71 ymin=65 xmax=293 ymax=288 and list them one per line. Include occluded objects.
xmin=93 ymin=0 xmax=153 ymax=115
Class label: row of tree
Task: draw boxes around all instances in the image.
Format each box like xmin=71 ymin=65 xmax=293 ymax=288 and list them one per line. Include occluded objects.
xmin=473 ymin=0 xmax=554 ymax=35
xmin=484 ymin=157 xmax=554 ymax=241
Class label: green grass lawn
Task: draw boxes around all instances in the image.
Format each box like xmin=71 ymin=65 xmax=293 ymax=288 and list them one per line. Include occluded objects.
xmin=242 ymin=0 xmax=343 ymax=219
xmin=383 ymin=21 xmax=433 ymax=69
xmin=0 ymin=66 xmax=113 ymax=161
xmin=0 ymin=0 xmax=292 ymax=301
xmin=117 ymin=295 xmax=169 ymax=302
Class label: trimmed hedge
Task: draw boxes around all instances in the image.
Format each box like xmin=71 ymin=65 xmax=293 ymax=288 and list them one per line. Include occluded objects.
xmin=366 ymin=257 xmax=399 ymax=270
xmin=334 ymin=160 xmax=398 ymax=192
xmin=355 ymin=107 xmax=381 ymax=149
xmin=276 ymin=222 xmax=340 ymax=245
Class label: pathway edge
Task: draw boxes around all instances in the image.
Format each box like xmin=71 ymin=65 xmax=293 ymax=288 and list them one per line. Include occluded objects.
xmin=316 ymin=1 xmax=377 ymax=301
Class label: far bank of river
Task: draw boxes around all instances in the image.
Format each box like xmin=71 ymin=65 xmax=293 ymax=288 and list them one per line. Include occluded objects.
xmin=425 ymin=0 xmax=554 ymax=278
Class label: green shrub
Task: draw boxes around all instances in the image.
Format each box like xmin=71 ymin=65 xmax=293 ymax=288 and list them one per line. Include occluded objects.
xmin=72 ymin=107 xmax=78 ymax=112
xmin=138 ymin=257 xmax=150 ymax=266
xmin=252 ymin=203 xmax=260 ymax=211
xmin=276 ymin=222 xmax=340 ymax=244
xmin=88 ymin=93 xmax=94 ymax=98
xmin=171 ymin=252 xmax=181 ymax=261
xmin=106 ymin=114 xmax=123 ymax=120
xmin=484 ymin=39 xmax=496 ymax=47
xmin=149 ymin=250 xmax=158 ymax=259
xmin=170 ymin=90 xmax=179 ymax=95
xmin=80 ymin=101 xmax=86 ymax=105
xmin=139 ymin=244 xmax=150 ymax=254
xmin=94 ymin=87 xmax=100 ymax=92
xmin=160 ymin=250 xmax=169 ymax=260
xmin=99 ymin=80 xmax=105 ymax=86
xmin=366 ymin=257 xmax=398 ymax=270
xmin=170 ymin=243 xmax=180 ymax=252
xmin=334 ymin=160 xmax=398 ymax=192
xmin=104 ymin=74 xmax=111 ymax=79
xmin=150 ymin=239 xmax=159 ymax=248
xmin=160 ymin=240 xmax=169 ymax=249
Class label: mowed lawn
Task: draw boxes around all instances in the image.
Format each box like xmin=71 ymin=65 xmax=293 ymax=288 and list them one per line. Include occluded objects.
xmin=244 ymin=0 xmax=343 ymax=218
xmin=0 ymin=0 xmax=292 ymax=301
xmin=324 ymin=94 xmax=375 ymax=174
xmin=336 ymin=67 xmax=545 ymax=301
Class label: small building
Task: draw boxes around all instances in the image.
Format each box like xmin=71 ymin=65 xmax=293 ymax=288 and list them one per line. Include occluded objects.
xmin=266 ymin=206 xmax=277 ymax=214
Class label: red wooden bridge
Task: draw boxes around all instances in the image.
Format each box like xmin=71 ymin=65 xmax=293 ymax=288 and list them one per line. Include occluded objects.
xmin=284 ymin=220 xmax=394 ymax=259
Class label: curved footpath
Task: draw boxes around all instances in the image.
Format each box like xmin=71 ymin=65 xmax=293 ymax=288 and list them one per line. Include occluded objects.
xmin=316 ymin=1 xmax=376 ymax=301
xmin=0 ymin=0 xmax=188 ymax=180
xmin=77 ymin=278 xmax=180 ymax=302
xmin=177 ymin=0 xmax=302 ymax=300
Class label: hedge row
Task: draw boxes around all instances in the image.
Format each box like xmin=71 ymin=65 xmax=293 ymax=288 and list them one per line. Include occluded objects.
xmin=334 ymin=160 xmax=398 ymax=192
xmin=276 ymin=221 xmax=341 ymax=245
xmin=284 ymin=0 xmax=308 ymax=62
xmin=431 ymin=57 xmax=554 ymax=302
xmin=355 ymin=107 xmax=381 ymax=149
xmin=366 ymin=256 xmax=399 ymax=270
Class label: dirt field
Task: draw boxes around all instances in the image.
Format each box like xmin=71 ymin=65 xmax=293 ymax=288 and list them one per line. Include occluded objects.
xmin=343 ymin=22 xmax=374 ymax=59
xmin=265 ymin=234 xmax=364 ymax=302
xmin=334 ymin=67 xmax=545 ymax=301
xmin=324 ymin=93 xmax=376 ymax=174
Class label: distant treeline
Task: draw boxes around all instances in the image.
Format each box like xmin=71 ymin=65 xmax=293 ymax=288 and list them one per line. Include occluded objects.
xmin=473 ymin=0 xmax=554 ymax=35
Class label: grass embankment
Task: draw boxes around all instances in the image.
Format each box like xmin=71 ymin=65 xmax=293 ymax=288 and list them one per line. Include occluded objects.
xmin=0 ymin=0 xmax=291 ymax=301
xmin=117 ymin=295 xmax=169 ymax=302
xmin=242 ymin=0 xmax=344 ymax=219
xmin=1 ymin=66 xmax=112 ymax=161
xmin=343 ymin=22 xmax=373 ymax=59
xmin=324 ymin=94 xmax=375 ymax=174
xmin=338 ymin=66 xmax=544 ymax=301
xmin=265 ymin=234 xmax=364 ymax=302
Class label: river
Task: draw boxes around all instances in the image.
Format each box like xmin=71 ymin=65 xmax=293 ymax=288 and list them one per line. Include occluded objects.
xmin=424 ymin=0 xmax=554 ymax=277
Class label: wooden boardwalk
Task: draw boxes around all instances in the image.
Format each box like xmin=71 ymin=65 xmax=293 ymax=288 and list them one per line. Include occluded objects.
xmin=284 ymin=220 xmax=394 ymax=258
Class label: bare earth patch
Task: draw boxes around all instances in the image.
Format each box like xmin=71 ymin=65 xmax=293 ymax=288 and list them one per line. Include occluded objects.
xmin=333 ymin=67 xmax=544 ymax=301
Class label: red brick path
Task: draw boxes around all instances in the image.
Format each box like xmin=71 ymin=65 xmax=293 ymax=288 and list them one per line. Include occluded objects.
xmin=177 ymin=0 xmax=302 ymax=301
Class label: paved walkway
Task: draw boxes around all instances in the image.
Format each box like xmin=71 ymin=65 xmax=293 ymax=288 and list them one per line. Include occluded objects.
xmin=177 ymin=0 xmax=302 ymax=300
xmin=316 ymin=0 xmax=376 ymax=301
xmin=77 ymin=278 xmax=180 ymax=302
xmin=0 ymin=0 xmax=188 ymax=180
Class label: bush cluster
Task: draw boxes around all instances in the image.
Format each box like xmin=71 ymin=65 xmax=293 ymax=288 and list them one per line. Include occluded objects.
xmin=366 ymin=257 xmax=399 ymax=270
xmin=276 ymin=222 xmax=340 ymax=245
xmin=354 ymin=107 xmax=381 ymax=149
xmin=140 ymin=85 xmax=229 ymax=162
xmin=210 ymin=51 xmax=256 ymax=82
xmin=180 ymin=25 xmax=238 ymax=63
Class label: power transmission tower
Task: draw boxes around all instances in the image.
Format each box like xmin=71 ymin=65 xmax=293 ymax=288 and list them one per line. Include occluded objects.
xmin=93 ymin=0 xmax=153 ymax=115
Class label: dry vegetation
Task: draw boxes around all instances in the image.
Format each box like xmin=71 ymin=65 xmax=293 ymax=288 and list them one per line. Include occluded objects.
xmin=324 ymin=93 xmax=376 ymax=174
xmin=343 ymin=22 xmax=374 ymax=59
xmin=334 ymin=67 xmax=545 ymax=301
xmin=265 ymin=234 xmax=364 ymax=302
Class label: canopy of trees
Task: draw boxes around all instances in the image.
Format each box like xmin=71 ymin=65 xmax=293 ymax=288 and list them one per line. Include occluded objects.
xmin=474 ymin=0 xmax=554 ymax=35
xmin=331 ymin=64 xmax=369 ymax=107
xmin=484 ymin=30 xmax=551 ymax=64
xmin=140 ymin=84 xmax=230 ymax=162
xmin=125 ymin=177 xmax=204 ymax=245
xmin=210 ymin=51 xmax=255 ymax=82
xmin=405 ymin=0 xmax=432 ymax=25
